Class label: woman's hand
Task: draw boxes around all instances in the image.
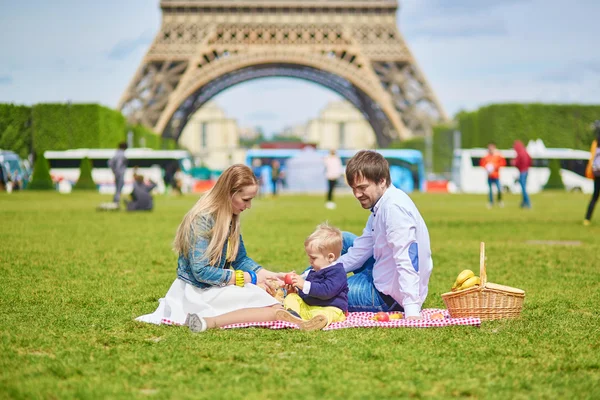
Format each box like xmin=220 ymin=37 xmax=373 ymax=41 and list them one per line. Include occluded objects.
xmin=256 ymin=269 xmax=285 ymax=285
xmin=256 ymin=269 xmax=284 ymax=294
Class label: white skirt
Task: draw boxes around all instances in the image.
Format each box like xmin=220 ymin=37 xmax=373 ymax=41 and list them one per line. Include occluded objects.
xmin=135 ymin=278 xmax=280 ymax=325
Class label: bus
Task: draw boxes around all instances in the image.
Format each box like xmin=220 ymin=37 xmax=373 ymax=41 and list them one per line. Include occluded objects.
xmin=245 ymin=148 xmax=425 ymax=193
xmin=451 ymin=143 xmax=593 ymax=194
xmin=43 ymin=148 xmax=194 ymax=194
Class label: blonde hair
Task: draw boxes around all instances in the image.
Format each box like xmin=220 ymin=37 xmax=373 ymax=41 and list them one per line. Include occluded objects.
xmin=173 ymin=164 xmax=258 ymax=266
xmin=304 ymin=222 xmax=343 ymax=258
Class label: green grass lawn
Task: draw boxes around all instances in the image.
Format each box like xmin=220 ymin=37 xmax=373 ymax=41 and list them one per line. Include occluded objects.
xmin=1 ymin=190 xmax=599 ymax=399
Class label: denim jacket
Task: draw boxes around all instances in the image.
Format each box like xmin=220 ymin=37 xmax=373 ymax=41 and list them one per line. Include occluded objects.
xmin=176 ymin=214 xmax=262 ymax=288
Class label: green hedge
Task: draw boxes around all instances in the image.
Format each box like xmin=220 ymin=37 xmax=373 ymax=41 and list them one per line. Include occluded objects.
xmin=27 ymin=153 xmax=54 ymax=190
xmin=129 ymin=124 xmax=178 ymax=150
xmin=432 ymin=124 xmax=457 ymax=174
xmin=31 ymin=103 xmax=126 ymax=152
xmin=544 ymin=159 xmax=565 ymax=190
xmin=457 ymin=103 xmax=600 ymax=150
xmin=0 ymin=104 xmax=32 ymax=159
xmin=73 ymin=157 xmax=96 ymax=190
xmin=387 ymin=123 xmax=456 ymax=173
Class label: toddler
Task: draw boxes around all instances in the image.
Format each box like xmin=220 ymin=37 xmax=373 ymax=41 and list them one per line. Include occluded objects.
xmin=283 ymin=223 xmax=349 ymax=327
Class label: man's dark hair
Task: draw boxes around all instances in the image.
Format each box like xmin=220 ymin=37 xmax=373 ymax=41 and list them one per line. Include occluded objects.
xmin=118 ymin=142 xmax=128 ymax=150
xmin=345 ymin=150 xmax=391 ymax=188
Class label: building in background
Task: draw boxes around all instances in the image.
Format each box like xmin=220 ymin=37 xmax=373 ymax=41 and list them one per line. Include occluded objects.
xmin=178 ymin=102 xmax=245 ymax=170
xmin=305 ymin=101 xmax=376 ymax=150
xmin=278 ymin=124 xmax=307 ymax=140
xmin=238 ymin=126 xmax=262 ymax=141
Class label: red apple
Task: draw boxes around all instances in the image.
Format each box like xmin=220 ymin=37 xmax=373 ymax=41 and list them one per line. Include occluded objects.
xmin=284 ymin=273 xmax=294 ymax=285
xmin=374 ymin=312 xmax=389 ymax=322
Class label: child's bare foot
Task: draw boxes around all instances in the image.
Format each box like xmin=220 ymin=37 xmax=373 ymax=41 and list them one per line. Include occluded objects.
xmin=275 ymin=309 xmax=328 ymax=331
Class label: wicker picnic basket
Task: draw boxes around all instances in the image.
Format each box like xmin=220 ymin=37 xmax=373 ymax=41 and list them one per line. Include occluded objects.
xmin=441 ymin=242 xmax=525 ymax=321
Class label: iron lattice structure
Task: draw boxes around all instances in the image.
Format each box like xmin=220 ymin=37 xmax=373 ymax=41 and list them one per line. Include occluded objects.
xmin=118 ymin=0 xmax=448 ymax=147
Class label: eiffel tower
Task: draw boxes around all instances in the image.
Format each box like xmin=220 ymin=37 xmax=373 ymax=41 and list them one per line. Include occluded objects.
xmin=118 ymin=0 xmax=448 ymax=147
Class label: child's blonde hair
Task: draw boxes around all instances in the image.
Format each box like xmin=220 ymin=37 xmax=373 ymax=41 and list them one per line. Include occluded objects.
xmin=304 ymin=222 xmax=343 ymax=258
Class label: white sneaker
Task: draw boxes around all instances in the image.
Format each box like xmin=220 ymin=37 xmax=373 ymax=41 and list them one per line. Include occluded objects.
xmin=498 ymin=201 xmax=505 ymax=208
xmin=186 ymin=313 xmax=208 ymax=333
xmin=486 ymin=203 xmax=493 ymax=209
xmin=325 ymin=201 xmax=336 ymax=209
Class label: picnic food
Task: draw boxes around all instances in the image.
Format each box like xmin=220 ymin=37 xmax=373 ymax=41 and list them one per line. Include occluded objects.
xmin=451 ymin=269 xmax=475 ymax=291
xmin=373 ymin=312 xmax=390 ymax=322
xmin=458 ymin=276 xmax=481 ymax=290
xmin=258 ymin=279 xmax=285 ymax=302
xmin=451 ymin=269 xmax=482 ymax=291
xmin=442 ymin=242 xmax=525 ymax=320
xmin=284 ymin=273 xmax=294 ymax=285
xmin=430 ymin=312 xmax=444 ymax=320
xmin=389 ymin=314 xmax=403 ymax=320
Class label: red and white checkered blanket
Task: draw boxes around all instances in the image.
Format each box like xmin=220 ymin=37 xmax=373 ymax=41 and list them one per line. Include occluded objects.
xmin=159 ymin=309 xmax=480 ymax=330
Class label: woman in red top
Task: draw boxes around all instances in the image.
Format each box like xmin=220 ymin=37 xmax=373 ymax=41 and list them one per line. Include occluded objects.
xmin=512 ymin=140 xmax=532 ymax=208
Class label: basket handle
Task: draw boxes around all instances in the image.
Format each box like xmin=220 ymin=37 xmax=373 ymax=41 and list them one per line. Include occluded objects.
xmin=479 ymin=242 xmax=487 ymax=287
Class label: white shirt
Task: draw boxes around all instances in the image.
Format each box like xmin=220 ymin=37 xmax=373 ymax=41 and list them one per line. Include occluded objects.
xmin=337 ymin=185 xmax=433 ymax=317
xmin=324 ymin=155 xmax=343 ymax=180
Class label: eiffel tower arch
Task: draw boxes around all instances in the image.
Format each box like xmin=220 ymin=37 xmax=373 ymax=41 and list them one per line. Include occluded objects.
xmin=118 ymin=0 xmax=448 ymax=147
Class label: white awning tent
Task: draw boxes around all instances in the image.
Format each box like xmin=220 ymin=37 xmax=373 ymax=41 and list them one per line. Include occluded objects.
xmin=284 ymin=148 xmax=327 ymax=193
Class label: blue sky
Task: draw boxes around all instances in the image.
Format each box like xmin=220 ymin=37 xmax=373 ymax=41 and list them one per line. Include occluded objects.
xmin=1 ymin=0 xmax=599 ymax=135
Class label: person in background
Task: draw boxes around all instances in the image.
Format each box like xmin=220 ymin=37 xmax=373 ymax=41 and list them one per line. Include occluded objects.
xmin=125 ymin=174 xmax=157 ymax=211
xmin=164 ymin=160 xmax=179 ymax=194
xmin=108 ymin=142 xmax=128 ymax=204
xmin=270 ymin=159 xmax=281 ymax=197
xmin=173 ymin=167 xmax=184 ymax=195
xmin=480 ymin=142 xmax=506 ymax=208
xmin=324 ymin=149 xmax=343 ymax=210
xmin=584 ymin=122 xmax=600 ymax=226
xmin=251 ymin=159 xmax=263 ymax=197
xmin=512 ymin=140 xmax=532 ymax=209
xmin=0 ymin=163 xmax=7 ymax=192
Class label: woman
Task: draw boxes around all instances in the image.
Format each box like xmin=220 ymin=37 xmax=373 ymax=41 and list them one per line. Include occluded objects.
xmin=584 ymin=125 xmax=600 ymax=226
xmin=512 ymin=140 xmax=532 ymax=208
xmin=324 ymin=149 xmax=342 ymax=209
xmin=270 ymin=160 xmax=281 ymax=196
xmin=136 ymin=164 xmax=327 ymax=331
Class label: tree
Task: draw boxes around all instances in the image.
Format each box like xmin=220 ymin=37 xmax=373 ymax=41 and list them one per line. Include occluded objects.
xmin=27 ymin=153 xmax=54 ymax=190
xmin=73 ymin=157 xmax=96 ymax=190
xmin=543 ymin=159 xmax=565 ymax=190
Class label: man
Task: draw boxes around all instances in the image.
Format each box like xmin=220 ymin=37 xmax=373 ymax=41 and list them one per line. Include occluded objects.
xmin=108 ymin=142 xmax=128 ymax=204
xmin=336 ymin=150 xmax=433 ymax=320
xmin=479 ymin=142 xmax=506 ymax=208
